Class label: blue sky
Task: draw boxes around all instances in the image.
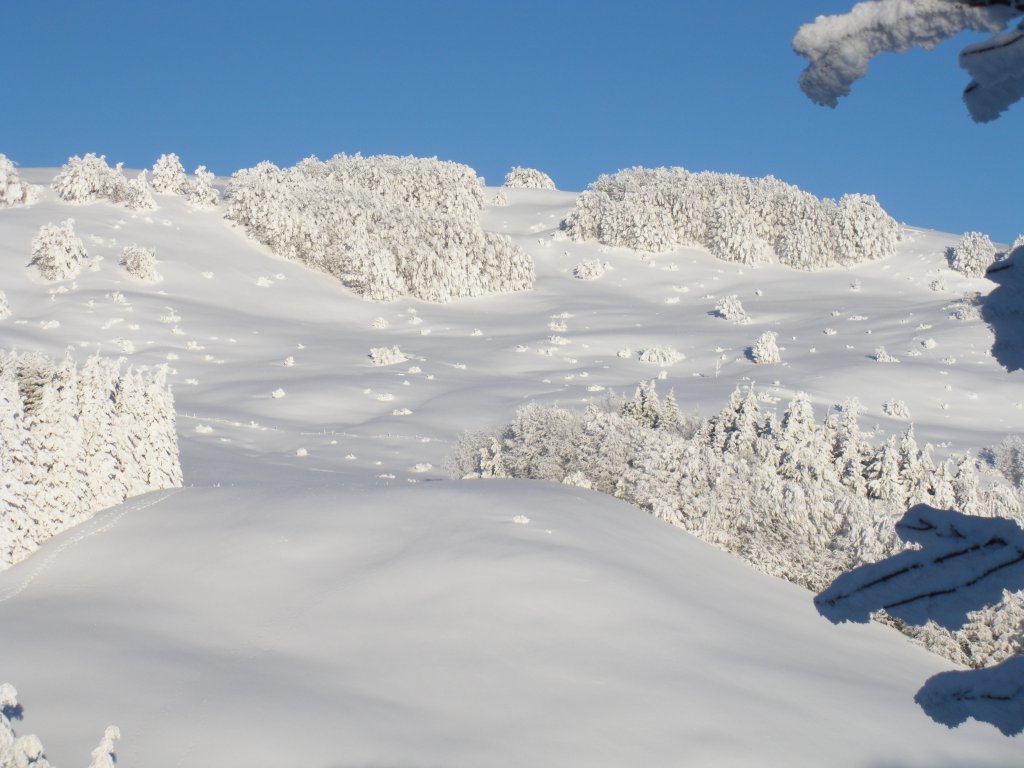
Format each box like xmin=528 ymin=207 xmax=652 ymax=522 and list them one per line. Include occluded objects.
xmin=3 ymin=1 xmax=1019 ymax=241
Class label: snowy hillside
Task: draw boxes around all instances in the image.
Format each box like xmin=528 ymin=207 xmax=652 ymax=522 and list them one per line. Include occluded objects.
xmin=1 ymin=162 xmax=1022 ymax=765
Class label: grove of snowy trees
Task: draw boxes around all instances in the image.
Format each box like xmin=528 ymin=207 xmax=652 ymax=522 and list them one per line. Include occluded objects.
xmin=794 ymin=0 xmax=1024 ymax=122
xmin=0 ymin=155 xmax=38 ymax=208
xmin=503 ymin=166 xmax=557 ymax=190
xmin=0 ymin=349 xmax=182 ymax=570
xmin=449 ymin=382 xmax=1024 ymax=667
xmin=223 ymin=153 xmax=534 ymax=302
xmin=562 ymin=167 xmax=901 ymax=269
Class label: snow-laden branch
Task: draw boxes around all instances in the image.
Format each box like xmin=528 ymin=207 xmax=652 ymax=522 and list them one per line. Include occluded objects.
xmin=793 ymin=0 xmax=1021 ymax=119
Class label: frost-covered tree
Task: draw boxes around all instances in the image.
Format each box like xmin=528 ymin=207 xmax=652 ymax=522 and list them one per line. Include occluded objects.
xmin=51 ymin=153 xmax=128 ymax=204
xmin=0 ymin=291 xmax=9 ymax=321
xmin=0 ymin=155 xmax=39 ymax=207
xmin=503 ymin=166 xmax=557 ymax=190
xmin=714 ymin=294 xmax=750 ymax=323
xmin=951 ymin=231 xmax=997 ymax=277
xmin=151 ymin=152 xmax=189 ymax=194
xmin=121 ymin=245 xmax=161 ymax=282
xmin=29 ymin=220 xmax=88 ymax=281
xmin=185 ymin=165 xmax=219 ymax=208
xmin=123 ymin=169 xmax=157 ymax=211
xmin=750 ymin=331 xmax=781 ymax=364
xmin=794 ymin=0 xmax=1024 ymax=122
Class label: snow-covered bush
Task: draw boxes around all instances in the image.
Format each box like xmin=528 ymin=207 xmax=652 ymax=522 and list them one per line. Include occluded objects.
xmin=123 ymin=169 xmax=157 ymax=211
xmin=750 ymin=331 xmax=780 ymax=364
xmin=51 ymin=153 xmax=128 ymax=204
xmin=714 ymin=294 xmax=749 ymax=323
xmin=224 ymin=154 xmax=533 ymax=302
xmin=0 ymin=349 xmax=182 ymax=570
xmin=1 ymin=683 xmax=119 ymax=768
xmin=452 ymin=384 xmax=1024 ymax=668
xmin=987 ymin=435 xmax=1024 ymax=488
xmin=151 ymin=152 xmax=189 ymax=194
xmin=503 ymin=166 xmax=556 ymax=190
xmin=0 ymin=154 xmax=39 ymax=207
xmin=185 ymin=165 xmax=219 ymax=208
xmin=950 ymin=231 xmax=997 ymax=278
xmin=873 ymin=346 xmax=900 ymax=363
xmin=491 ymin=189 xmax=509 ymax=206
xmin=562 ymin=167 xmax=900 ymax=269
xmin=368 ymin=345 xmax=407 ymax=366
xmin=573 ymin=259 xmax=608 ymax=280
xmin=121 ymin=245 xmax=161 ymax=282
xmin=638 ymin=345 xmax=684 ymax=366
xmin=0 ymin=291 xmax=9 ymax=320
xmin=29 ymin=219 xmax=88 ymax=281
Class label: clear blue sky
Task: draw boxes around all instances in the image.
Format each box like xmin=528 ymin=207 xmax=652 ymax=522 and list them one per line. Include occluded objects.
xmin=3 ymin=1 xmax=1019 ymax=241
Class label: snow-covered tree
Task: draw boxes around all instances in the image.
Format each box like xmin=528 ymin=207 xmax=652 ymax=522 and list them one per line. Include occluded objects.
xmin=51 ymin=153 xmax=127 ymax=204
xmin=0 ymin=291 xmax=9 ymax=321
xmin=0 ymin=154 xmax=39 ymax=207
xmin=794 ymin=1 xmax=1024 ymax=122
xmin=123 ymin=169 xmax=157 ymax=211
xmin=151 ymin=152 xmax=189 ymax=194
xmin=121 ymin=245 xmax=161 ymax=282
xmin=29 ymin=220 xmax=88 ymax=281
xmin=951 ymin=231 xmax=997 ymax=277
xmin=714 ymin=294 xmax=750 ymax=323
xmin=185 ymin=165 xmax=219 ymax=208
xmin=503 ymin=166 xmax=557 ymax=190
xmin=750 ymin=331 xmax=781 ymax=364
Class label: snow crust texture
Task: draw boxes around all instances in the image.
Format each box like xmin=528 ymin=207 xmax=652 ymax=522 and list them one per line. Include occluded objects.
xmin=563 ymin=167 xmax=900 ymax=268
xmin=224 ymin=154 xmax=534 ymax=302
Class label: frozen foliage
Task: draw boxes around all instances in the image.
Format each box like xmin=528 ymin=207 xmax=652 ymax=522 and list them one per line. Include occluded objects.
xmin=750 ymin=331 xmax=781 ymax=364
xmin=122 ymin=170 xmax=156 ymax=211
xmin=368 ymin=345 xmax=408 ymax=366
xmin=503 ymin=166 xmax=556 ymax=190
xmin=121 ymin=246 xmax=161 ymax=282
xmin=950 ymin=290 xmax=983 ymax=320
xmin=638 ymin=345 xmax=684 ymax=366
xmin=986 ymin=434 xmax=1024 ymax=487
xmin=874 ymin=346 xmax=900 ymax=363
xmin=490 ymin=189 xmax=509 ymax=206
xmin=0 ymin=155 xmax=39 ymax=207
xmin=0 ymin=292 xmax=9 ymax=321
xmin=185 ymin=165 xmax=219 ymax=208
xmin=151 ymin=153 xmax=188 ymax=194
xmin=452 ymin=385 xmax=1024 ymax=667
xmin=51 ymin=154 xmax=127 ymax=205
xmin=950 ymin=231 xmax=997 ymax=277
xmin=224 ymin=154 xmax=534 ymax=302
xmin=882 ymin=399 xmax=911 ymax=419
xmin=563 ymin=167 xmax=900 ymax=269
xmin=793 ymin=1 xmax=1023 ymax=121
xmin=714 ymin=294 xmax=749 ymax=323
xmin=0 ymin=349 xmax=182 ymax=570
xmin=29 ymin=220 xmax=88 ymax=281
xmin=572 ymin=259 xmax=608 ymax=280
xmin=1 ymin=683 xmax=119 ymax=768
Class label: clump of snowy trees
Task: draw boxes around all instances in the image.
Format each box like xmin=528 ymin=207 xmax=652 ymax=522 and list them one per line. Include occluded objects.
xmin=29 ymin=220 xmax=89 ymax=281
xmin=1 ymin=683 xmax=119 ymax=768
xmin=503 ymin=166 xmax=557 ymax=190
xmin=0 ymin=349 xmax=182 ymax=570
xmin=450 ymin=382 xmax=1024 ymax=667
xmin=950 ymin=231 xmax=997 ymax=277
xmin=0 ymin=155 xmax=39 ymax=207
xmin=223 ymin=153 xmax=533 ymax=302
xmin=562 ymin=167 xmax=901 ymax=269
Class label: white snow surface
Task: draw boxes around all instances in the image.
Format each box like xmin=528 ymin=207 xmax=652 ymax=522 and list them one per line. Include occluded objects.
xmin=1 ymin=172 xmax=1022 ymax=764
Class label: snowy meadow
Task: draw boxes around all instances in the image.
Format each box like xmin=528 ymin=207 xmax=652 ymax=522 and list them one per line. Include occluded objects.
xmin=0 ymin=152 xmax=1022 ymax=767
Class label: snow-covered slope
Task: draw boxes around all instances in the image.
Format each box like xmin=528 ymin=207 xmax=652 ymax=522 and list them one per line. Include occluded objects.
xmin=0 ymin=169 xmax=1022 ymax=765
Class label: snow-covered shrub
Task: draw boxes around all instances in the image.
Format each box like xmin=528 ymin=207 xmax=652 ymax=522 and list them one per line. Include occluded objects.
xmin=714 ymin=294 xmax=749 ymax=323
xmin=750 ymin=331 xmax=780 ymax=364
xmin=0 ymin=350 xmax=182 ymax=570
xmin=503 ymin=166 xmax=556 ymax=190
xmin=0 ymin=291 xmax=9 ymax=320
xmin=123 ymin=169 xmax=157 ymax=211
xmin=638 ymin=345 xmax=684 ymax=365
xmin=563 ymin=167 xmax=900 ymax=269
xmin=0 ymin=154 xmax=39 ymax=207
xmin=882 ymin=399 xmax=911 ymax=420
xmin=368 ymin=345 xmax=408 ymax=366
xmin=151 ymin=152 xmax=189 ymax=194
xmin=950 ymin=231 xmax=997 ymax=277
xmin=29 ymin=219 xmax=88 ymax=281
xmin=987 ymin=435 xmax=1024 ymax=488
xmin=573 ymin=259 xmax=608 ymax=280
xmin=121 ymin=245 xmax=161 ymax=282
xmin=491 ymin=189 xmax=509 ymax=206
xmin=224 ymin=154 xmax=533 ymax=302
xmin=873 ymin=346 xmax=900 ymax=363
xmin=185 ymin=165 xmax=219 ymax=208
xmin=51 ymin=153 xmax=128 ymax=204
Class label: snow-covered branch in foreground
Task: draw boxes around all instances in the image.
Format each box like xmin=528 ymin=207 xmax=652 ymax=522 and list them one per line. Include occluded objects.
xmin=563 ymin=167 xmax=900 ymax=269
xmin=503 ymin=166 xmax=557 ymax=190
xmin=1 ymin=683 xmax=119 ymax=768
xmin=793 ymin=1 xmax=1024 ymax=121
xmin=224 ymin=154 xmax=533 ymax=302
xmin=0 ymin=155 xmax=39 ymax=208
xmin=816 ymin=504 xmax=1024 ymax=735
xmin=0 ymin=350 xmax=182 ymax=570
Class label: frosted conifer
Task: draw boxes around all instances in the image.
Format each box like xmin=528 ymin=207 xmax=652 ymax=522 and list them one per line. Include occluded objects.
xmin=30 ymin=220 xmax=88 ymax=281
xmin=151 ymin=153 xmax=189 ymax=194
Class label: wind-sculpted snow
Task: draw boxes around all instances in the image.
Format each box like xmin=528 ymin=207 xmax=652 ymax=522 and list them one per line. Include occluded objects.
xmin=562 ymin=167 xmax=900 ymax=268
xmin=224 ymin=154 xmax=533 ymax=302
